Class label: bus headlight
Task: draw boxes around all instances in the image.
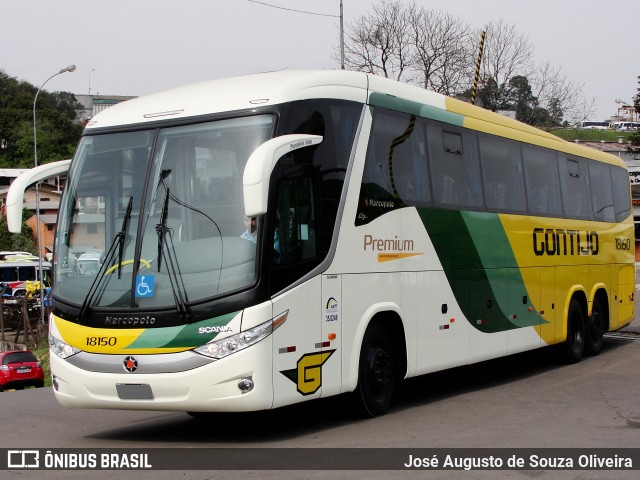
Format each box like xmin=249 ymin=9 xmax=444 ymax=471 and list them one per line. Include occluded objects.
xmin=194 ymin=311 xmax=288 ymax=360
xmin=49 ymin=334 xmax=81 ymax=359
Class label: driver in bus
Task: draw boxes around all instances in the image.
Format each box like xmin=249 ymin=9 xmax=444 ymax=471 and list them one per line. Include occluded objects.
xmin=240 ymin=216 xmax=257 ymax=242
xmin=241 ymin=215 xmax=281 ymax=263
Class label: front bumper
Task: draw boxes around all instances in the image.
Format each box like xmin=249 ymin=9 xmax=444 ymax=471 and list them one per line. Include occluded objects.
xmin=50 ymin=337 xmax=274 ymax=412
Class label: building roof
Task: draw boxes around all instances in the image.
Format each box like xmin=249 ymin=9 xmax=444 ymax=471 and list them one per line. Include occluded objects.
xmin=573 ymin=140 xmax=632 ymax=153
xmin=0 ymin=169 xmax=30 ymax=178
xmin=38 ymin=214 xmax=58 ymax=224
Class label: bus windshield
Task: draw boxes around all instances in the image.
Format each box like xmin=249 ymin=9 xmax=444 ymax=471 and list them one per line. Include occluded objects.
xmin=54 ymin=114 xmax=274 ymax=310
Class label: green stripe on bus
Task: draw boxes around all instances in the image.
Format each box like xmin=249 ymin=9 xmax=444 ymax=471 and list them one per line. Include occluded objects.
xmin=125 ymin=311 xmax=240 ymax=349
xmin=418 ymin=208 xmax=541 ymax=333
xmin=369 ymin=92 xmax=464 ymax=126
xmin=461 ymin=211 xmax=545 ymax=329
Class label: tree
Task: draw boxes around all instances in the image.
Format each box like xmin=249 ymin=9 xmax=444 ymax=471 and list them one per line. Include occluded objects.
xmin=474 ymin=20 xmax=535 ymax=112
xmin=343 ymin=1 xmax=592 ymax=129
xmin=530 ymin=61 xmax=595 ymax=126
xmin=501 ymin=75 xmax=538 ymax=121
xmin=343 ymin=0 xmax=474 ymax=94
xmin=0 ymin=210 xmax=37 ymax=254
xmin=344 ymin=0 xmax=412 ymax=81
xmin=0 ymin=70 xmax=83 ymax=168
xmin=405 ymin=7 xmax=474 ymax=95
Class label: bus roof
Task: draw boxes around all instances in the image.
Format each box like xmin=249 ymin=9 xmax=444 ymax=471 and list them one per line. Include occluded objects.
xmin=85 ymin=70 xmax=626 ymax=169
xmin=0 ymin=256 xmax=51 ymax=267
xmin=85 ymin=70 xmax=371 ymax=130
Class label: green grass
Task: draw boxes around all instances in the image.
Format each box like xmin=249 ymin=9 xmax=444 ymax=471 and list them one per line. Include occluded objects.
xmin=32 ymin=342 xmax=52 ymax=387
xmin=550 ymin=128 xmax=634 ymax=142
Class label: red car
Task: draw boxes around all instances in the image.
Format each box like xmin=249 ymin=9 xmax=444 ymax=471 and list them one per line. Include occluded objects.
xmin=0 ymin=350 xmax=45 ymax=391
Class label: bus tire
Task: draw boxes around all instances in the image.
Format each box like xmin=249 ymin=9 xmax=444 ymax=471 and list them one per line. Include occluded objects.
xmin=585 ymin=297 xmax=606 ymax=356
xmin=355 ymin=322 xmax=395 ymax=417
xmin=560 ymin=298 xmax=585 ymax=364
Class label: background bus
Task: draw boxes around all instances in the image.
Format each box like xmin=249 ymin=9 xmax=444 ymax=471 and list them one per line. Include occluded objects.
xmin=611 ymin=121 xmax=640 ymax=131
xmin=7 ymin=70 xmax=634 ymax=416
xmin=0 ymin=255 xmax=51 ymax=301
xmin=574 ymin=120 xmax=610 ymax=130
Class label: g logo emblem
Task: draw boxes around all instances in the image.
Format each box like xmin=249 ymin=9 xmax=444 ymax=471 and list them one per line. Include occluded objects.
xmin=280 ymin=350 xmax=335 ymax=395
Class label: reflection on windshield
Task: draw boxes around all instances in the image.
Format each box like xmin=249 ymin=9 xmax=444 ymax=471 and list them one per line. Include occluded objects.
xmin=55 ymin=115 xmax=274 ymax=310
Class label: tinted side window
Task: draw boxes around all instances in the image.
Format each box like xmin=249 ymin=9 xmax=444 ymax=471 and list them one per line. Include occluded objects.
xmin=479 ymin=135 xmax=526 ymax=213
xmin=589 ymin=162 xmax=615 ymax=222
xmin=0 ymin=267 xmax=18 ymax=282
xmin=18 ymin=266 xmax=37 ymax=281
xmin=611 ymin=165 xmax=632 ymax=222
xmin=360 ymin=108 xmax=429 ymax=208
xmin=280 ymin=99 xmax=362 ymax=253
xmin=427 ymin=123 xmax=482 ymax=209
xmin=559 ymin=156 xmax=592 ymax=220
xmin=273 ymin=172 xmax=318 ymax=266
xmin=522 ymin=146 xmax=562 ymax=217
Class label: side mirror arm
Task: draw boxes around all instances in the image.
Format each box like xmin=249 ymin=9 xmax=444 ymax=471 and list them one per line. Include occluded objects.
xmin=242 ymin=134 xmax=322 ymax=217
xmin=6 ymin=159 xmax=72 ymax=233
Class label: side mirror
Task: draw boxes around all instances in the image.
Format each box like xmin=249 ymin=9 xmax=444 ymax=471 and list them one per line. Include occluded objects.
xmin=243 ymin=134 xmax=322 ymax=217
xmin=5 ymin=159 xmax=71 ymax=233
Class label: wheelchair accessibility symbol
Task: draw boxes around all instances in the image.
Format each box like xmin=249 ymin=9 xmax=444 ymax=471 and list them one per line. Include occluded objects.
xmin=135 ymin=275 xmax=155 ymax=298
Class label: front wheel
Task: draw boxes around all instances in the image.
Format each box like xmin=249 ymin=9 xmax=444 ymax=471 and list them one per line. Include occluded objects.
xmin=355 ymin=322 xmax=395 ymax=417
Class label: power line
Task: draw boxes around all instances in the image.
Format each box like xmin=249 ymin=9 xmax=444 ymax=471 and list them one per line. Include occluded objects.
xmin=247 ymin=0 xmax=345 ymax=69
xmin=247 ymin=0 xmax=338 ymax=18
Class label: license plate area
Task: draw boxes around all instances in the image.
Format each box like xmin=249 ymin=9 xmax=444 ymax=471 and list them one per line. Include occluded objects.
xmin=116 ymin=383 xmax=154 ymax=400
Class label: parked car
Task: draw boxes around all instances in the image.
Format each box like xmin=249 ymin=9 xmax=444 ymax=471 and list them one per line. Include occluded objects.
xmin=0 ymin=350 xmax=45 ymax=391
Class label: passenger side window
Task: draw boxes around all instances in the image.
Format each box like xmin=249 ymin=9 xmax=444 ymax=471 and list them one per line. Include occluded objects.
xmin=589 ymin=162 xmax=615 ymax=222
xmin=479 ymin=135 xmax=526 ymax=213
xmin=523 ymin=146 xmax=562 ymax=217
xmin=366 ymin=110 xmax=429 ymax=201
xmin=611 ymin=166 xmax=632 ymax=222
xmin=427 ymin=123 xmax=482 ymax=209
xmin=559 ymin=156 xmax=592 ymax=220
xmin=357 ymin=109 xmax=429 ymax=225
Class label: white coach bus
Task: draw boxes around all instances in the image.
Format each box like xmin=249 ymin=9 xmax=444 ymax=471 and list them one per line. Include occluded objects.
xmin=6 ymin=70 xmax=634 ymax=416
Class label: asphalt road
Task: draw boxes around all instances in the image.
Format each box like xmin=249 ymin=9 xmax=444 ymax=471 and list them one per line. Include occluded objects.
xmin=2 ymin=280 xmax=640 ymax=480
xmin=1 ymin=328 xmax=639 ymax=480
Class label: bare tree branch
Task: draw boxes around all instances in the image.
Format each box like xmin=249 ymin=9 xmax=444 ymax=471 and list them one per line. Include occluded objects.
xmin=342 ymin=1 xmax=592 ymax=128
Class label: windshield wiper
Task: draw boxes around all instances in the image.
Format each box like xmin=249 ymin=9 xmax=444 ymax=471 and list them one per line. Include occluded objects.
xmin=117 ymin=196 xmax=133 ymax=279
xmin=155 ymin=172 xmax=190 ymax=320
xmin=78 ymin=196 xmax=133 ymax=322
xmin=156 ymin=186 xmax=170 ymax=272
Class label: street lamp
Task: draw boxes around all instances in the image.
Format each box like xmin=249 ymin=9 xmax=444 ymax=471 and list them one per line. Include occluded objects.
xmin=32 ymin=64 xmax=76 ymax=327
xmin=89 ymin=68 xmax=95 ymax=95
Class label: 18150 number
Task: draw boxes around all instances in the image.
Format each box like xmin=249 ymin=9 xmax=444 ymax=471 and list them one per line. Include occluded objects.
xmin=86 ymin=336 xmax=117 ymax=347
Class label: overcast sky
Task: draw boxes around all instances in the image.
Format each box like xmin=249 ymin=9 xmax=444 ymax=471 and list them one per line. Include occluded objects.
xmin=1 ymin=0 xmax=637 ymax=121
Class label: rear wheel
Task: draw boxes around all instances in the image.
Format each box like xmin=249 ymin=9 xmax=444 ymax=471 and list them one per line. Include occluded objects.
xmin=585 ymin=297 xmax=606 ymax=356
xmin=355 ymin=322 xmax=395 ymax=417
xmin=560 ymin=298 xmax=585 ymax=363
